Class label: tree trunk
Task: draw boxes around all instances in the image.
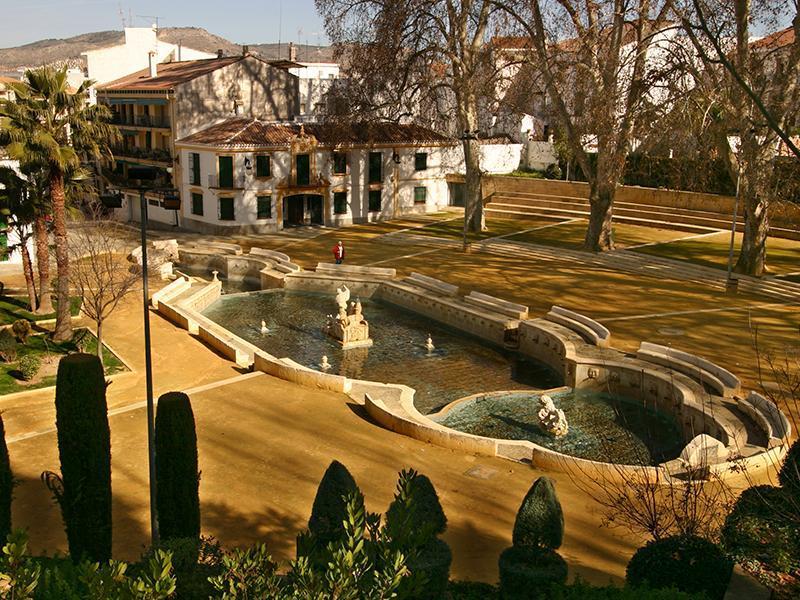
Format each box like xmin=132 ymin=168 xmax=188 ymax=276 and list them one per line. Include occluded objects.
xmin=50 ymin=171 xmax=72 ymax=342
xmin=33 ymin=215 xmax=53 ymax=314
xmin=96 ymin=320 xmax=104 ymax=366
xmin=19 ymin=238 xmax=38 ymax=313
xmin=464 ymin=136 xmax=485 ymax=233
xmin=734 ymin=193 xmax=769 ymax=277
xmin=584 ymin=179 xmax=616 ymax=252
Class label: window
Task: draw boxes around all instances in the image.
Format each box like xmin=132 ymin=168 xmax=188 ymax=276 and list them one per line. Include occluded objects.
xmin=255 ymin=155 xmax=270 ymax=178
xmin=190 ymin=153 xmax=201 ymax=185
xmin=414 ymin=152 xmax=428 ymax=171
xmin=333 ymin=152 xmax=347 ymax=174
xmin=333 ymin=191 xmax=348 ymax=214
xmin=218 ymin=156 xmax=234 ymax=188
xmin=148 ymin=198 xmax=159 ymax=207
xmin=219 ymin=197 xmax=235 ymax=221
xmin=414 ymin=186 xmax=427 ymax=204
xmin=191 ymin=192 xmax=203 ymax=216
xmin=257 ymin=195 xmax=272 ymax=219
xmin=296 ymin=154 xmax=310 ymax=185
xmin=368 ymin=190 xmax=382 ymax=212
xmin=368 ymin=152 xmax=382 ymax=183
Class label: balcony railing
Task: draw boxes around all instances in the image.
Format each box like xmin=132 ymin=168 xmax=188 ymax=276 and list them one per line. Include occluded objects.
xmin=135 ymin=114 xmax=171 ymax=128
xmin=208 ymin=174 xmax=245 ymax=189
xmin=111 ymin=146 xmax=173 ymax=164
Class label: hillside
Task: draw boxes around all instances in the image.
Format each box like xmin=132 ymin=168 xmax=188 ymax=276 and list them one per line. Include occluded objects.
xmin=0 ymin=27 xmax=336 ymax=74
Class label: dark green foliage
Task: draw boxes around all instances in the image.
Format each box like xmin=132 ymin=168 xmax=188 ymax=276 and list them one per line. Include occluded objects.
xmin=498 ymin=546 xmax=568 ymax=599
xmin=0 ymin=328 xmax=18 ymax=363
xmin=306 ymin=460 xmax=361 ymax=550
xmin=386 ymin=470 xmax=447 ymax=537
xmin=146 ymin=536 xmax=223 ymax=599
xmin=155 ymin=391 xmax=201 ymax=542
xmin=0 ymin=415 xmax=11 ymax=544
xmin=448 ymin=580 xmax=500 ymax=600
xmin=626 ymin=535 xmax=733 ymax=600
xmin=18 ymin=354 xmax=41 ymax=381
xmin=548 ymin=579 xmax=705 ymax=599
xmin=50 ymin=353 xmax=111 ymax=562
xmin=722 ymin=485 xmax=799 ymax=574
xmin=779 ymin=439 xmax=800 ymax=491
xmin=407 ymin=538 xmax=451 ymax=599
xmin=11 ymin=320 xmax=32 ymax=344
xmin=512 ymin=476 xmax=563 ymax=552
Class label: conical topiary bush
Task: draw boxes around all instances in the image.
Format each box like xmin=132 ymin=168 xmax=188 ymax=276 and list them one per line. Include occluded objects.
xmin=307 ymin=460 xmax=362 ymax=549
xmin=778 ymin=439 xmax=800 ymax=491
xmin=0 ymin=414 xmax=11 ymax=544
xmin=155 ymin=391 xmax=200 ymax=542
xmin=499 ymin=476 xmax=567 ymax=599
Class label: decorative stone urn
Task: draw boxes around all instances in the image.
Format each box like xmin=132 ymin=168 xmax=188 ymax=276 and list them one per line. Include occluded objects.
xmin=537 ymin=394 xmax=569 ymax=437
xmin=323 ymin=285 xmax=373 ymax=349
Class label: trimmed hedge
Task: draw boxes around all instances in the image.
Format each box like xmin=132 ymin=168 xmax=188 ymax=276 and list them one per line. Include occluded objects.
xmin=0 ymin=415 xmax=11 ymax=544
xmin=779 ymin=439 xmax=800 ymax=492
xmin=18 ymin=354 xmax=41 ymax=381
xmin=626 ymin=535 xmax=733 ymax=600
xmin=307 ymin=460 xmax=361 ymax=549
xmin=53 ymin=353 xmax=112 ymax=562
xmin=155 ymin=391 xmax=201 ymax=542
xmin=386 ymin=471 xmax=447 ymax=537
xmin=499 ymin=546 xmax=568 ymax=599
xmin=512 ymin=476 xmax=563 ymax=551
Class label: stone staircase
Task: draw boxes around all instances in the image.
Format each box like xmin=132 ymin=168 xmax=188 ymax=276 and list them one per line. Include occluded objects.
xmin=484 ymin=186 xmax=800 ymax=241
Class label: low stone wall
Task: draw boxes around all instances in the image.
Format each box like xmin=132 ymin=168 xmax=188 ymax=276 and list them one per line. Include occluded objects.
xmin=181 ymin=279 xmax=223 ymax=313
xmin=253 ymin=351 xmax=351 ymax=393
xmin=226 ymin=255 xmax=273 ymax=284
xmin=284 ymin=271 xmax=386 ymax=298
xmin=151 ymin=276 xmax=191 ymax=309
xmin=178 ymin=249 xmax=228 ymax=274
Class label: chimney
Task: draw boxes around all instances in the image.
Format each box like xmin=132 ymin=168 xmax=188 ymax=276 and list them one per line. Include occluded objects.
xmin=289 ymin=42 xmax=297 ymax=62
xmin=177 ymin=40 xmax=182 ymax=61
xmin=242 ymin=45 xmax=249 ymax=56
xmin=148 ymin=51 xmax=157 ymax=78
xmin=217 ymin=49 xmax=224 ymax=58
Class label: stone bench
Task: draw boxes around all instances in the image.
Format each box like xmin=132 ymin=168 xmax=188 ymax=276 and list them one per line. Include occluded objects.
xmin=739 ymin=391 xmax=791 ymax=446
xmin=183 ymin=241 xmax=242 ymax=255
xmin=545 ymin=306 xmax=610 ymax=347
xmin=464 ymin=291 xmax=528 ymax=320
xmin=151 ymin=276 xmax=191 ymax=309
xmin=405 ymin=272 xmax=459 ymax=296
xmin=250 ymin=248 xmax=300 ymax=272
xmin=315 ymin=263 xmax=396 ymax=279
xmin=637 ymin=342 xmax=740 ymax=396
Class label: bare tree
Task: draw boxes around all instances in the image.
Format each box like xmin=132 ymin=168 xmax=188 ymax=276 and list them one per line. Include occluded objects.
xmin=316 ymin=0 xmax=507 ymax=235
xmin=674 ymin=0 xmax=800 ymax=276
xmin=499 ymin=0 xmax=675 ymax=251
xmin=69 ymin=216 xmax=138 ymax=364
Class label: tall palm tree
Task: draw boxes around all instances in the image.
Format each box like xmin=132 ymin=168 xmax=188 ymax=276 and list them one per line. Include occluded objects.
xmin=0 ymin=67 xmax=117 ymax=340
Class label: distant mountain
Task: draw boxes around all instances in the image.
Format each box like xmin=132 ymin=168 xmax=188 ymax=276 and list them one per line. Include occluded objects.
xmin=0 ymin=27 xmax=335 ymax=74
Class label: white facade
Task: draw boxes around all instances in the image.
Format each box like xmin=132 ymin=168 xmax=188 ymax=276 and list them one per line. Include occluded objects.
xmin=289 ymin=62 xmax=340 ymax=119
xmin=82 ymin=27 xmax=214 ymax=86
xmin=0 ymin=158 xmax=33 ymax=271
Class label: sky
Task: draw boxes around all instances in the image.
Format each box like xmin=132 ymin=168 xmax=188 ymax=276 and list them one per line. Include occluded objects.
xmin=0 ymin=0 xmax=328 ymax=48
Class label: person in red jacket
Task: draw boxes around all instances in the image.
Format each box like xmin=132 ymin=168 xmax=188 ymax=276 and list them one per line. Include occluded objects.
xmin=332 ymin=240 xmax=345 ymax=264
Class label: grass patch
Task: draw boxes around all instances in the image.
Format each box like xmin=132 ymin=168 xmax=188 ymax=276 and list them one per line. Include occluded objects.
xmin=0 ymin=296 xmax=82 ymax=325
xmin=634 ymin=232 xmax=800 ymax=274
xmin=0 ymin=328 xmax=126 ymax=396
xmin=503 ymin=169 xmax=546 ymax=179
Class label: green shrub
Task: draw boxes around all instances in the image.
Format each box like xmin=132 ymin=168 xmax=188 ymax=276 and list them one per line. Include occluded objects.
xmin=626 ymin=535 xmax=733 ymax=600
xmin=548 ymin=578 xmax=705 ymax=599
xmin=512 ymin=476 xmax=563 ymax=552
xmin=147 ymin=536 xmax=222 ymax=599
xmin=779 ymin=439 xmax=800 ymax=491
xmin=0 ymin=415 xmax=11 ymax=544
xmin=48 ymin=353 xmax=111 ymax=563
xmin=18 ymin=355 xmax=41 ymax=381
xmin=407 ymin=538 xmax=451 ymax=599
xmin=721 ymin=485 xmax=799 ymax=574
xmin=155 ymin=391 xmax=200 ymax=542
xmin=498 ymin=546 xmax=568 ymax=599
xmin=386 ymin=470 xmax=447 ymax=537
xmin=0 ymin=328 xmax=18 ymax=363
xmin=306 ymin=460 xmax=361 ymax=550
xmin=448 ymin=580 xmax=499 ymax=599
xmin=11 ymin=320 xmax=32 ymax=344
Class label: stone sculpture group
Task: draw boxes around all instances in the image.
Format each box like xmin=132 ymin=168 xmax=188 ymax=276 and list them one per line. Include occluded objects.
xmin=323 ymin=285 xmax=373 ymax=349
xmin=537 ymin=394 xmax=569 ymax=437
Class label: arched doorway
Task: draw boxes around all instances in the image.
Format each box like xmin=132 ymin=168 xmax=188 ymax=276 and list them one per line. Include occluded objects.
xmin=283 ymin=194 xmax=324 ymax=227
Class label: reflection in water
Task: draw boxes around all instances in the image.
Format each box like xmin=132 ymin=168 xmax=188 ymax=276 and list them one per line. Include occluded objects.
xmin=201 ymin=290 xmax=561 ymax=413
xmin=437 ymin=389 xmax=685 ymax=465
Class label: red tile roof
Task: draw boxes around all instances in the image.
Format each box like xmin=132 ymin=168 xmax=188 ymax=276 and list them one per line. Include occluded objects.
xmin=751 ymin=26 xmax=796 ymax=50
xmin=176 ymin=118 xmax=455 ymax=148
xmin=97 ymin=56 xmax=245 ymax=91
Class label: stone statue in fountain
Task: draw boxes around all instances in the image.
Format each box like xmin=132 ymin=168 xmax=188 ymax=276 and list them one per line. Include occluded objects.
xmin=323 ymin=285 xmax=373 ymax=349
xmin=537 ymin=395 xmax=568 ymax=437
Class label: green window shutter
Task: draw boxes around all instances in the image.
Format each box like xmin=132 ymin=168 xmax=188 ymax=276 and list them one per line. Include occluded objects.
xmin=333 ymin=191 xmax=347 ymax=214
xmin=414 ymin=152 xmax=428 ymax=171
xmin=191 ymin=192 xmax=203 ymax=216
xmin=191 ymin=153 xmax=200 ymax=185
xmin=333 ymin=152 xmax=347 ymax=174
xmin=414 ymin=186 xmax=427 ymax=203
xmin=368 ymin=152 xmax=382 ymax=183
xmin=296 ymin=154 xmax=310 ymax=185
xmin=257 ymin=195 xmax=272 ymax=219
xmin=256 ymin=155 xmax=270 ymax=177
xmin=219 ymin=197 xmax=235 ymax=221
xmin=368 ymin=190 xmax=382 ymax=212
xmin=218 ymin=156 xmax=233 ymax=188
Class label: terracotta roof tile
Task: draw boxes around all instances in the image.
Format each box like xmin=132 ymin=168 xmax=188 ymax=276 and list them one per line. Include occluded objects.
xmin=751 ymin=27 xmax=796 ymax=50
xmin=96 ymin=56 xmax=244 ymax=91
xmin=176 ymin=118 xmax=455 ymax=148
